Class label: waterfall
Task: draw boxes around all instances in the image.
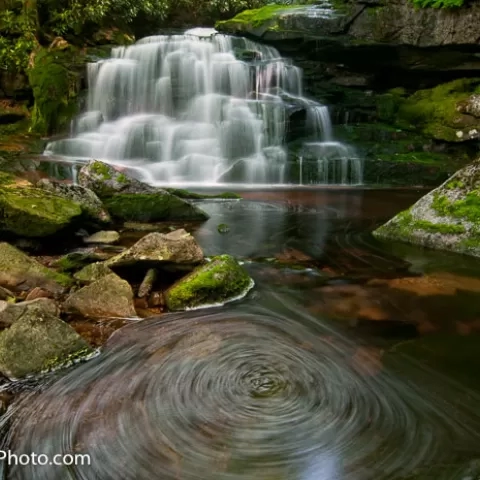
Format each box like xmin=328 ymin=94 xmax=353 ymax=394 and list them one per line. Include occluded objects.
xmin=44 ymin=28 xmax=361 ymax=186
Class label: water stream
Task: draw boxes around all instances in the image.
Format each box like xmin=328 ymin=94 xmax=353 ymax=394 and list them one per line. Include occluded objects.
xmin=2 ymin=189 xmax=480 ymax=479
xmin=44 ymin=29 xmax=362 ymax=186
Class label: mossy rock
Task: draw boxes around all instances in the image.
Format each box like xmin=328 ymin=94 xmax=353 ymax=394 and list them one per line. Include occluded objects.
xmin=165 ymin=254 xmax=254 ymax=311
xmin=215 ymin=5 xmax=305 ymax=35
xmin=74 ymin=262 xmax=113 ymax=284
xmin=165 ymin=188 xmax=241 ymax=200
xmin=27 ymin=46 xmax=85 ymax=135
xmin=396 ymin=78 xmax=480 ymax=142
xmin=104 ymin=193 xmax=209 ymax=222
xmin=373 ymin=159 xmax=480 ymax=257
xmin=0 ymin=242 xmax=71 ymax=291
xmin=0 ymin=311 xmax=92 ymax=379
xmin=53 ymin=251 xmax=104 ymax=273
xmin=0 ymin=184 xmax=82 ymax=237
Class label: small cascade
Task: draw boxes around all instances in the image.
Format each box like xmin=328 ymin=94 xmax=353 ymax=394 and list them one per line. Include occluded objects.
xmin=45 ymin=28 xmax=361 ymax=186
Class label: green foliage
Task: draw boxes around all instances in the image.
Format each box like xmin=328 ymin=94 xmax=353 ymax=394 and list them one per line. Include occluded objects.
xmin=432 ymin=191 xmax=480 ymax=222
xmin=410 ymin=0 xmax=464 ymax=8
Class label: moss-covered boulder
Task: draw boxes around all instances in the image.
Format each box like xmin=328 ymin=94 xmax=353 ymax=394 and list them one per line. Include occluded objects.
xmin=165 ymin=254 xmax=254 ymax=311
xmin=373 ymin=159 xmax=480 ymax=257
xmin=78 ymin=160 xmax=209 ymax=222
xmin=27 ymin=45 xmax=84 ymax=135
xmin=0 ymin=242 xmax=71 ymax=293
xmin=396 ymin=79 xmax=480 ymax=142
xmin=0 ymin=311 xmax=92 ymax=379
xmin=0 ymin=182 xmax=82 ymax=237
xmin=73 ymin=262 xmax=113 ymax=284
xmin=0 ymin=298 xmax=59 ymax=327
xmin=63 ymin=273 xmax=136 ymax=318
xmin=106 ymin=229 xmax=204 ymax=268
xmin=36 ymin=179 xmax=111 ymax=226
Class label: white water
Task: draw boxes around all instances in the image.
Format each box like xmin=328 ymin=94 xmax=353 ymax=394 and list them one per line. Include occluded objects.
xmin=45 ymin=28 xmax=361 ymax=186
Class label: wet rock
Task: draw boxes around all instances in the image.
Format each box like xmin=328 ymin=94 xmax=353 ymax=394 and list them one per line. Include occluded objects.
xmin=457 ymin=94 xmax=480 ymax=118
xmin=78 ymin=160 xmax=209 ymax=222
xmin=52 ymin=251 xmax=103 ymax=272
xmin=25 ymin=287 xmax=52 ymax=301
xmin=36 ymin=179 xmax=111 ymax=225
xmin=165 ymin=254 xmax=254 ymax=311
xmin=148 ymin=291 xmax=164 ymax=307
xmin=0 ymin=298 xmax=59 ymax=327
xmin=373 ymin=159 xmax=480 ymax=257
xmin=73 ymin=262 xmax=113 ymax=284
xmin=0 ymin=242 xmax=71 ymax=293
xmin=0 ymin=182 xmax=82 ymax=237
xmin=83 ymin=230 xmax=120 ymax=244
xmin=138 ymin=268 xmax=157 ymax=298
xmin=64 ymin=273 xmax=136 ymax=318
xmin=77 ymin=160 xmax=157 ymax=197
xmin=0 ymin=311 xmax=92 ymax=379
xmin=106 ymin=229 xmax=204 ymax=268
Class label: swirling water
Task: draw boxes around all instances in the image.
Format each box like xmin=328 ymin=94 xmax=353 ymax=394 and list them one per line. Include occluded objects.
xmin=2 ymin=189 xmax=480 ymax=480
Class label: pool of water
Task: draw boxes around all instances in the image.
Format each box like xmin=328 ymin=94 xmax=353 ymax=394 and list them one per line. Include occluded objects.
xmin=2 ymin=187 xmax=480 ymax=480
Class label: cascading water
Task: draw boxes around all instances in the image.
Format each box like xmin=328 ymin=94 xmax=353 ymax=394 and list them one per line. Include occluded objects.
xmin=44 ymin=28 xmax=362 ymax=186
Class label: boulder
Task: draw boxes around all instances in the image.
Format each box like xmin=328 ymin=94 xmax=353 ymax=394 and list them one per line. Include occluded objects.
xmin=77 ymin=159 xmax=157 ymax=197
xmin=0 ymin=311 xmax=92 ymax=379
xmin=83 ymin=230 xmax=120 ymax=244
xmin=0 ymin=298 xmax=59 ymax=327
xmin=63 ymin=273 xmax=136 ymax=318
xmin=36 ymin=179 xmax=111 ymax=225
xmin=0 ymin=184 xmax=82 ymax=237
xmin=53 ymin=250 xmax=104 ymax=272
xmin=106 ymin=229 xmax=204 ymax=268
xmin=77 ymin=160 xmax=209 ymax=222
xmin=73 ymin=262 xmax=113 ymax=284
xmin=373 ymin=159 xmax=480 ymax=257
xmin=0 ymin=242 xmax=71 ymax=293
xmin=165 ymin=254 xmax=254 ymax=311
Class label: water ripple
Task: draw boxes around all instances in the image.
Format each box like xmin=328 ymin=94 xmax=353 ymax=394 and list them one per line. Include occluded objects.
xmin=3 ymin=295 xmax=480 ymax=480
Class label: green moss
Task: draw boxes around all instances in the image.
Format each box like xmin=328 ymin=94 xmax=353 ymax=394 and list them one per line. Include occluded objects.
xmin=116 ymin=173 xmax=128 ymax=184
xmin=104 ymin=193 xmax=209 ymax=222
xmin=165 ymin=254 xmax=253 ymax=311
xmin=41 ymin=346 xmax=94 ymax=372
xmin=0 ymin=242 xmax=72 ymax=288
xmin=445 ymin=179 xmax=465 ymax=190
xmin=0 ymin=185 xmax=82 ymax=237
xmin=91 ymin=160 xmax=113 ymax=180
xmin=53 ymin=252 xmax=100 ymax=273
xmin=432 ymin=191 xmax=480 ymax=222
xmin=414 ymin=220 xmax=465 ymax=234
xmin=396 ymin=78 xmax=480 ymax=142
xmin=377 ymin=152 xmax=449 ymax=164
xmin=215 ymin=4 xmax=304 ymax=32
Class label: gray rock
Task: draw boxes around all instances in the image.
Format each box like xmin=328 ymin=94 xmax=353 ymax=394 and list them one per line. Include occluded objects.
xmin=458 ymin=94 xmax=480 ymax=119
xmin=106 ymin=229 xmax=204 ymax=268
xmin=373 ymin=159 xmax=480 ymax=257
xmin=83 ymin=230 xmax=120 ymax=244
xmin=0 ymin=311 xmax=92 ymax=379
xmin=0 ymin=242 xmax=71 ymax=294
xmin=36 ymin=179 xmax=111 ymax=225
xmin=73 ymin=262 xmax=113 ymax=284
xmin=77 ymin=160 xmax=157 ymax=197
xmin=0 ymin=298 xmax=60 ymax=327
xmin=138 ymin=268 xmax=157 ymax=298
xmin=64 ymin=273 xmax=136 ymax=318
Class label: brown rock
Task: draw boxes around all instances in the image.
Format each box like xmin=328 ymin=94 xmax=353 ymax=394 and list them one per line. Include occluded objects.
xmin=63 ymin=273 xmax=136 ymax=318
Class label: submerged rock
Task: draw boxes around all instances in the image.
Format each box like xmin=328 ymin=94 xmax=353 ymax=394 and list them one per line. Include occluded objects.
xmin=106 ymin=229 xmax=204 ymax=268
xmin=0 ymin=298 xmax=59 ymax=327
xmin=0 ymin=311 xmax=92 ymax=379
xmin=373 ymin=159 xmax=480 ymax=257
xmin=64 ymin=273 xmax=136 ymax=318
xmin=78 ymin=160 xmax=209 ymax=222
xmin=36 ymin=179 xmax=111 ymax=225
xmin=0 ymin=242 xmax=71 ymax=293
xmin=83 ymin=230 xmax=120 ymax=244
xmin=165 ymin=254 xmax=254 ymax=311
xmin=0 ymin=183 xmax=82 ymax=237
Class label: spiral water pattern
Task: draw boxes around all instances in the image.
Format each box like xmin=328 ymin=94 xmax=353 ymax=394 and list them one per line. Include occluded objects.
xmin=3 ymin=296 xmax=480 ymax=480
